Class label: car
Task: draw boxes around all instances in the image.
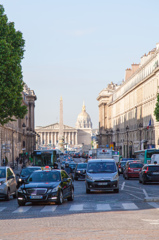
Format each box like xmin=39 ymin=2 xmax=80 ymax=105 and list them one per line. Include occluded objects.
xmin=73 ymin=152 xmax=81 ymax=158
xmin=139 ymin=164 xmax=159 ymax=184
xmin=124 ymin=161 xmax=143 ymax=180
xmin=85 ymin=159 xmax=119 ymax=194
xmin=0 ymin=167 xmax=17 ymax=200
xmin=118 ymin=161 xmax=127 ymax=174
xmin=17 ymin=166 xmax=41 ymax=188
xmin=69 ymin=163 xmax=77 ymax=173
xmin=17 ymin=169 xmax=74 ymax=206
xmin=74 ymin=163 xmax=87 ymax=180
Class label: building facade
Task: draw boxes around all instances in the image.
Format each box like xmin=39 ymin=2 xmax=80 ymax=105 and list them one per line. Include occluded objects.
xmin=36 ymin=123 xmax=78 ymax=147
xmin=0 ymin=84 xmax=37 ymax=166
xmin=97 ymin=42 xmax=159 ymax=157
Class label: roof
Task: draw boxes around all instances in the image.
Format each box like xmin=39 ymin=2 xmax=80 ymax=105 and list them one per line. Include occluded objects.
xmin=88 ymin=159 xmax=115 ymax=163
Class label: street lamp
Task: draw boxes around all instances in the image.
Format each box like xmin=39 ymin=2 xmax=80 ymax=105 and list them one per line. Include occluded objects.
xmin=110 ymin=129 xmax=113 ymax=144
xmin=126 ymin=126 xmax=129 ymax=158
xmin=22 ymin=123 xmax=26 ymax=167
xmin=139 ymin=123 xmax=143 ymax=150
xmin=116 ymin=128 xmax=120 ymax=150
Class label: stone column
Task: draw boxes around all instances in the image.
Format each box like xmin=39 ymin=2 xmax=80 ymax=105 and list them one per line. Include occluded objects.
xmin=51 ymin=132 xmax=53 ymax=145
xmin=68 ymin=132 xmax=70 ymax=144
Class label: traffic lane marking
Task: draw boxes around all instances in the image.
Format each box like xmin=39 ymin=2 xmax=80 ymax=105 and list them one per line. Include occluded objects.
xmin=122 ymin=203 xmax=138 ymax=210
xmin=13 ymin=206 xmax=32 ymax=213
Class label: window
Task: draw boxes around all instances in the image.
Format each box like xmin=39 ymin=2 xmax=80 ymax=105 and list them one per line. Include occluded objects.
xmin=7 ymin=168 xmax=13 ymax=178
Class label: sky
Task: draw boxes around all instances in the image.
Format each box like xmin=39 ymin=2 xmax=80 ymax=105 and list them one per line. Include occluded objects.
xmin=1 ymin=0 xmax=159 ymax=129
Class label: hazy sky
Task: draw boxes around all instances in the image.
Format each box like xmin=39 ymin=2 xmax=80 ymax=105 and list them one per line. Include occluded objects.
xmin=1 ymin=1 xmax=159 ymax=129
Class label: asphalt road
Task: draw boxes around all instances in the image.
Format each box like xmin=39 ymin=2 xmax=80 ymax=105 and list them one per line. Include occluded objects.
xmin=1 ymin=158 xmax=159 ymax=239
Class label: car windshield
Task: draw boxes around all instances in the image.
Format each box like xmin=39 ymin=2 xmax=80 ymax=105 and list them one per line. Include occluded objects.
xmin=28 ymin=171 xmax=61 ymax=182
xmin=148 ymin=166 xmax=159 ymax=171
xmin=87 ymin=162 xmax=116 ymax=173
xmin=0 ymin=169 xmax=6 ymax=178
xmin=20 ymin=168 xmax=41 ymax=177
xmin=121 ymin=162 xmax=126 ymax=167
xmin=129 ymin=163 xmax=143 ymax=168
xmin=77 ymin=164 xmax=87 ymax=169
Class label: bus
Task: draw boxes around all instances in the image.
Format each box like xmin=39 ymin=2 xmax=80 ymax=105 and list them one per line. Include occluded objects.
xmin=134 ymin=149 xmax=159 ymax=164
xmin=33 ymin=149 xmax=58 ymax=169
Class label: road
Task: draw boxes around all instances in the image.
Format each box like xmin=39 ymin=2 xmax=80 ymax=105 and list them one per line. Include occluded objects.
xmin=1 ymin=158 xmax=159 ymax=239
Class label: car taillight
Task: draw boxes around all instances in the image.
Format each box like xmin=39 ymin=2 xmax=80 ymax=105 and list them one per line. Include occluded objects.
xmin=128 ymin=167 xmax=132 ymax=172
xmin=144 ymin=167 xmax=149 ymax=173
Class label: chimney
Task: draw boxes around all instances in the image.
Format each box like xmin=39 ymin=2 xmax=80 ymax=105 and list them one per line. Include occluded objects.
xmin=131 ymin=63 xmax=139 ymax=74
xmin=125 ymin=68 xmax=132 ymax=81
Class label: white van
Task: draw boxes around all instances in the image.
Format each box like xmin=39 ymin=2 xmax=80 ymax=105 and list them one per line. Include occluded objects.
xmin=151 ymin=154 xmax=159 ymax=164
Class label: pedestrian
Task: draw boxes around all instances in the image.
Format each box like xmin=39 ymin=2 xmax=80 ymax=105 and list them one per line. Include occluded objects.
xmin=2 ymin=158 xmax=5 ymax=166
xmin=16 ymin=156 xmax=19 ymax=165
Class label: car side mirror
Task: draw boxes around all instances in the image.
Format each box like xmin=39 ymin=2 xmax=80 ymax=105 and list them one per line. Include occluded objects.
xmin=7 ymin=175 xmax=14 ymax=180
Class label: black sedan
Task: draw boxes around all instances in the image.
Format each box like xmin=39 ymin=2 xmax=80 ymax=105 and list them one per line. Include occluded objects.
xmin=17 ymin=170 xmax=74 ymax=206
xmin=74 ymin=163 xmax=87 ymax=180
xmin=139 ymin=164 xmax=159 ymax=184
xmin=17 ymin=166 xmax=41 ymax=188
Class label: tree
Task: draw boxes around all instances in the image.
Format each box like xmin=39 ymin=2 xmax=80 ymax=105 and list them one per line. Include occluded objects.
xmin=0 ymin=5 xmax=27 ymax=125
xmin=154 ymin=93 xmax=159 ymax=121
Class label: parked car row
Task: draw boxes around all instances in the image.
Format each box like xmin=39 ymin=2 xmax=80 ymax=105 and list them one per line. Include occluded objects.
xmin=118 ymin=158 xmax=159 ymax=184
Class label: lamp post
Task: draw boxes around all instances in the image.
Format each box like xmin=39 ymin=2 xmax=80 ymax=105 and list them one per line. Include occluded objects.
xmin=126 ymin=126 xmax=129 ymax=158
xmin=22 ymin=123 xmax=26 ymax=167
xmin=116 ymin=128 xmax=120 ymax=150
xmin=139 ymin=123 xmax=143 ymax=150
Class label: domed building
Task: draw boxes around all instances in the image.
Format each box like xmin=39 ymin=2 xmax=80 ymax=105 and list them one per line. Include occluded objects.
xmin=76 ymin=102 xmax=92 ymax=148
xmin=76 ymin=102 xmax=92 ymax=129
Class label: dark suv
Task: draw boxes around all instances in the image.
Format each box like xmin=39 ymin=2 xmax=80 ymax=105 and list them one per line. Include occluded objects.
xmin=139 ymin=164 xmax=159 ymax=184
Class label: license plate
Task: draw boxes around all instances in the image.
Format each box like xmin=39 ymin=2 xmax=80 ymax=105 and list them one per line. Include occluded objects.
xmin=153 ymin=172 xmax=159 ymax=175
xmin=30 ymin=195 xmax=43 ymax=199
xmin=134 ymin=170 xmax=139 ymax=172
xmin=98 ymin=183 xmax=108 ymax=185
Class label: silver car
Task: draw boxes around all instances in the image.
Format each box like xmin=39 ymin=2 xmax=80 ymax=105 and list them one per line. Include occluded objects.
xmin=0 ymin=167 xmax=17 ymax=200
xmin=85 ymin=159 xmax=119 ymax=193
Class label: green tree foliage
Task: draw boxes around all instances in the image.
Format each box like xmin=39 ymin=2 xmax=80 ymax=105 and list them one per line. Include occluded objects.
xmin=154 ymin=93 xmax=159 ymax=121
xmin=0 ymin=5 xmax=27 ymax=125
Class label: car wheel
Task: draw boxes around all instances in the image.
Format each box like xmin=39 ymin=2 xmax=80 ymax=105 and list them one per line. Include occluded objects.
xmin=18 ymin=201 xmax=25 ymax=206
xmin=57 ymin=191 xmax=63 ymax=205
xmin=5 ymin=189 xmax=10 ymax=201
xmin=126 ymin=174 xmax=129 ymax=180
xmin=142 ymin=178 xmax=146 ymax=185
xmin=86 ymin=186 xmax=90 ymax=194
xmin=13 ymin=190 xmax=17 ymax=199
xmin=114 ymin=188 xmax=119 ymax=193
xmin=67 ymin=188 xmax=74 ymax=201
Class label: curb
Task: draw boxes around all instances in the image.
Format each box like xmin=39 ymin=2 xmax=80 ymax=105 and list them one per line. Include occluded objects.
xmin=144 ymin=197 xmax=159 ymax=202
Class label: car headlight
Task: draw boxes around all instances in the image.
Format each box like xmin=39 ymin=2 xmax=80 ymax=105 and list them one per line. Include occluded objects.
xmin=86 ymin=175 xmax=93 ymax=180
xmin=48 ymin=186 xmax=59 ymax=193
xmin=112 ymin=174 xmax=119 ymax=181
xmin=77 ymin=171 xmax=80 ymax=173
xmin=18 ymin=178 xmax=22 ymax=182
xmin=0 ymin=180 xmax=5 ymax=185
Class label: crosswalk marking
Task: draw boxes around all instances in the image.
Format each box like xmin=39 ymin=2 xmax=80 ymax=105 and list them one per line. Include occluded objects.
xmin=122 ymin=203 xmax=138 ymax=210
xmin=148 ymin=202 xmax=159 ymax=209
xmin=0 ymin=202 xmax=145 ymax=214
xmin=69 ymin=204 xmax=83 ymax=211
xmin=40 ymin=205 xmax=57 ymax=212
xmin=0 ymin=207 xmax=6 ymax=212
xmin=96 ymin=204 xmax=111 ymax=211
xmin=13 ymin=206 xmax=32 ymax=213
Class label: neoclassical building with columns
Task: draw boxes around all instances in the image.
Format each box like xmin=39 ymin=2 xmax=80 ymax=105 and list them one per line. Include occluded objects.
xmin=36 ymin=103 xmax=93 ymax=149
xmin=97 ymin=42 xmax=159 ymax=157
